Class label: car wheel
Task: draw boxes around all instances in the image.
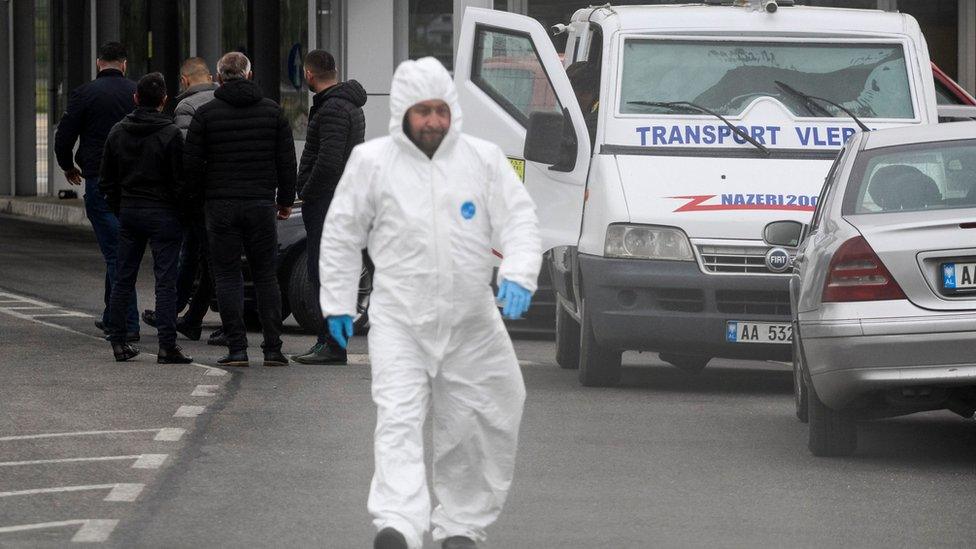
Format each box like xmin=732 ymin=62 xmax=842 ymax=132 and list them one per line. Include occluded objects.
xmin=660 ymin=353 xmax=709 ymax=374
xmin=555 ymin=299 xmax=580 ymax=369
xmin=288 ymin=250 xmax=325 ymax=335
xmin=578 ymin=298 xmax=621 ymax=387
xmin=353 ymin=259 xmax=372 ymax=336
xmin=793 ymin=334 xmax=809 ymax=423
xmin=807 ymin=383 xmax=857 ymax=457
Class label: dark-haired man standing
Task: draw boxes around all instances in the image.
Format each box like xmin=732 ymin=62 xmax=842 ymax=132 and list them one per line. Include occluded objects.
xmin=293 ymin=49 xmax=367 ymax=365
xmin=54 ymin=42 xmax=140 ymax=340
xmin=100 ymin=73 xmax=192 ymax=364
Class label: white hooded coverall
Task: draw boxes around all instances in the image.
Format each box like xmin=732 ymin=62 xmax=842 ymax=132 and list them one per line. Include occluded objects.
xmin=318 ymin=57 xmax=541 ymax=547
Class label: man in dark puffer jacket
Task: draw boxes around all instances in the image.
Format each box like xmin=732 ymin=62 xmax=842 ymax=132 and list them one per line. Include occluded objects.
xmin=184 ymin=52 xmax=297 ymax=368
xmin=293 ymin=49 xmax=367 ymax=365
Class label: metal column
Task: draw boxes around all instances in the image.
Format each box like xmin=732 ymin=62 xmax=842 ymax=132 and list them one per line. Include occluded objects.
xmin=96 ymin=0 xmax=118 ymax=42
xmin=453 ymin=0 xmax=493 ymax=66
xmin=247 ymin=0 xmax=280 ymax=102
xmin=960 ymin=0 xmax=976 ymax=95
xmin=1 ymin=0 xmax=12 ymax=196
xmin=12 ymin=0 xmax=37 ymax=196
xmin=196 ymin=0 xmax=222 ymax=68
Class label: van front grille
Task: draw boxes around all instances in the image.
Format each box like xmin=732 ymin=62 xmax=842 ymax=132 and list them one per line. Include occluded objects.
xmin=697 ymin=244 xmax=793 ymax=275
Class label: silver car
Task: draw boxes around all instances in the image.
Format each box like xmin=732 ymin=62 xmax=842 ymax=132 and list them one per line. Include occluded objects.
xmin=763 ymin=122 xmax=976 ymax=457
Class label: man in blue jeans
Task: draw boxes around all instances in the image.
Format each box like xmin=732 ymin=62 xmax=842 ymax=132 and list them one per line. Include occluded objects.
xmin=54 ymin=41 xmax=140 ymax=339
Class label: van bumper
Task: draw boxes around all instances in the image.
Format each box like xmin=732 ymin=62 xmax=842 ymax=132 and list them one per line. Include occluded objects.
xmin=577 ymin=253 xmax=791 ymax=361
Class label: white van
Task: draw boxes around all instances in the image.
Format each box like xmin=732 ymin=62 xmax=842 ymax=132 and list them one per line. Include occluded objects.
xmin=454 ymin=1 xmax=938 ymax=386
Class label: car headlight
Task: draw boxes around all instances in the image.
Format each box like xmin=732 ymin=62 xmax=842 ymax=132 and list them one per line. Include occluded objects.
xmin=604 ymin=224 xmax=694 ymax=261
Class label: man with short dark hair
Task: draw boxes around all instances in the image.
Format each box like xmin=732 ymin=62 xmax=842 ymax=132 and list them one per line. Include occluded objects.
xmin=54 ymin=41 xmax=140 ymax=340
xmin=100 ymin=72 xmax=191 ymax=364
xmin=184 ymin=52 xmax=297 ymax=368
xmin=292 ymin=49 xmax=367 ymax=365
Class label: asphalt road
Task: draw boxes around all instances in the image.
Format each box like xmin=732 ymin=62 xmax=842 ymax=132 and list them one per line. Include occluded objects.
xmin=0 ymin=215 xmax=974 ymax=548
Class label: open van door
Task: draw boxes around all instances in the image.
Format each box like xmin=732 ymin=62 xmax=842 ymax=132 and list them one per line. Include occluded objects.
xmin=455 ymin=8 xmax=591 ymax=252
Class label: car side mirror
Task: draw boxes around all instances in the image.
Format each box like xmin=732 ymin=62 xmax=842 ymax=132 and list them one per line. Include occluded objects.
xmin=524 ymin=109 xmax=577 ymax=172
xmin=763 ymin=220 xmax=805 ymax=247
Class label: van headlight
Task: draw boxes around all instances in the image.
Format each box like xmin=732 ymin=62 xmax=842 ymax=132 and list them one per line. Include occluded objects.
xmin=604 ymin=224 xmax=694 ymax=261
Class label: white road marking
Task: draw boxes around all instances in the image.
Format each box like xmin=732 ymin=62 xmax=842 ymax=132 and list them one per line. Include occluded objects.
xmin=173 ymin=405 xmax=205 ymax=418
xmin=205 ymin=367 xmax=227 ymax=376
xmin=131 ymin=454 xmax=167 ymax=469
xmin=1 ymin=428 xmax=159 ymax=442
xmin=0 ymin=453 xmax=168 ymax=469
xmin=191 ymin=384 xmax=219 ymax=397
xmin=0 ymin=483 xmax=144 ymax=502
xmin=347 ymin=353 xmax=370 ymax=365
xmin=154 ymin=427 xmax=186 ymax=441
xmin=0 ymin=519 xmax=119 ymax=543
xmin=30 ymin=311 xmax=93 ymax=318
xmin=518 ymin=360 xmax=540 ymax=366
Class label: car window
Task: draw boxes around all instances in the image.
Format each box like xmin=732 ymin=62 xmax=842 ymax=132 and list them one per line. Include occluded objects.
xmin=619 ymin=39 xmax=915 ymax=119
xmin=843 ymin=140 xmax=976 ymax=214
xmin=935 ymin=78 xmax=965 ymax=106
xmin=472 ymin=26 xmax=562 ymax=126
xmin=810 ymin=146 xmax=848 ymax=231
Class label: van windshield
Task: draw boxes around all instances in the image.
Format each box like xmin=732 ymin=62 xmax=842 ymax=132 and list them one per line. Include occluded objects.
xmin=620 ymin=39 xmax=914 ymax=120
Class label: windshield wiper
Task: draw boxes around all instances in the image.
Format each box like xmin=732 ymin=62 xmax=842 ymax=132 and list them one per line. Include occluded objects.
xmin=627 ymin=100 xmax=770 ymax=156
xmin=773 ymin=80 xmax=870 ymax=132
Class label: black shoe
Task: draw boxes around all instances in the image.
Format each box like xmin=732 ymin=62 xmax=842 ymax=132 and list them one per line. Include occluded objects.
xmin=442 ymin=536 xmax=476 ymax=549
xmin=292 ymin=342 xmax=347 ymax=365
xmin=207 ymin=328 xmax=228 ymax=347
xmin=111 ymin=342 xmax=140 ymax=362
xmin=217 ymin=351 xmax=249 ymax=367
xmin=158 ymin=346 xmax=193 ymax=364
xmin=374 ymin=528 xmax=408 ymax=549
xmin=176 ymin=320 xmax=202 ymax=341
xmin=263 ymin=350 xmax=289 ymax=367
xmin=94 ymin=320 xmax=106 ymax=333
xmin=142 ymin=309 xmax=157 ymax=328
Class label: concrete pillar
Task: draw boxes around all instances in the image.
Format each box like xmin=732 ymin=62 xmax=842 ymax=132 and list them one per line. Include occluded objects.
xmin=13 ymin=0 xmax=37 ymax=196
xmin=393 ymin=0 xmax=409 ymax=65
xmin=1 ymin=0 xmax=12 ymax=196
xmin=197 ymin=0 xmax=222 ymax=69
xmin=347 ymin=1 xmax=395 ymax=140
xmin=960 ymin=0 xmax=976 ymax=95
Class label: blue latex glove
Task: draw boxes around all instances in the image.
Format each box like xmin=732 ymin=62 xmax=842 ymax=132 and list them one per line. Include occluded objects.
xmin=327 ymin=315 xmax=354 ymax=349
xmin=496 ymin=279 xmax=532 ymax=320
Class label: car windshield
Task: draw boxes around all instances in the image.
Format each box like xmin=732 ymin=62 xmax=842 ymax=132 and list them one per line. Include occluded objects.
xmin=844 ymin=139 xmax=976 ymax=215
xmin=619 ymin=39 xmax=915 ymax=119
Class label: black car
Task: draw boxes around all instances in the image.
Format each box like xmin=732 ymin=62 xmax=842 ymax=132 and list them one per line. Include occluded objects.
xmin=241 ymin=202 xmax=554 ymax=337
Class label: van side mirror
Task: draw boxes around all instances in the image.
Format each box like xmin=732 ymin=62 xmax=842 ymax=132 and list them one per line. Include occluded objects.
xmin=763 ymin=220 xmax=805 ymax=247
xmin=524 ymin=109 xmax=577 ymax=172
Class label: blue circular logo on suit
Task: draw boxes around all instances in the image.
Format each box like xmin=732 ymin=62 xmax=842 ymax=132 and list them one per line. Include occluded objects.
xmin=460 ymin=201 xmax=476 ymax=220
xmin=287 ymin=43 xmax=303 ymax=90
xmin=765 ymin=247 xmax=792 ymax=273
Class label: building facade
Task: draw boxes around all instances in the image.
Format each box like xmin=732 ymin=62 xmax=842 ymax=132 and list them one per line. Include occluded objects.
xmin=2 ymin=0 xmax=975 ymax=197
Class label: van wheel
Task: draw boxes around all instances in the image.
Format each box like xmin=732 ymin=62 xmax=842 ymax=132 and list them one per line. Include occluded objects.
xmin=660 ymin=353 xmax=709 ymax=374
xmin=555 ymin=299 xmax=580 ymax=369
xmin=807 ymin=384 xmax=857 ymax=457
xmin=289 ymin=250 xmax=371 ymax=336
xmin=793 ymin=335 xmax=809 ymax=423
xmin=578 ymin=298 xmax=621 ymax=387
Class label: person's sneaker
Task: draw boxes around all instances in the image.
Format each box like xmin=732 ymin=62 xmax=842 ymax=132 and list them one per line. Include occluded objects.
xmin=374 ymin=528 xmax=408 ymax=549
xmin=207 ymin=328 xmax=228 ymax=346
xmin=292 ymin=342 xmax=348 ymax=365
xmin=263 ymin=350 xmax=289 ymax=367
xmin=94 ymin=320 xmax=106 ymax=332
xmin=176 ymin=319 xmax=202 ymax=341
xmin=217 ymin=351 xmax=249 ymax=367
xmin=142 ymin=309 xmax=158 ymax=328
xmin=158 ymin=346 xmax=193 ymax=364
xmin=111 ymin=342 xmax=140 ymax=362
xmin=442 ymin=536 xmax=477 ymax=549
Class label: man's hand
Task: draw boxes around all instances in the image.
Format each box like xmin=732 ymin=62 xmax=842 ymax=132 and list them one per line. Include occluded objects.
xmin=277 ymin=205 xmax=292 ymax=220
xmin=64 ymin=168 xmax=82 ymax=185
xmin=327 ymin=315 xmax=354 ymax=349
xmin=496 ymin=279 xmax=532 ymax=320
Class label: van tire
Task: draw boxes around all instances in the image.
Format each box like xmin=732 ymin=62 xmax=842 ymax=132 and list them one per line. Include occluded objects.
xmin=555 ymin=299 xmax=580 ymax=369
xmin=578 ymin=299 xmax=621 ymax=387
xmin=807 ymin=384 xmax=857 ymax=457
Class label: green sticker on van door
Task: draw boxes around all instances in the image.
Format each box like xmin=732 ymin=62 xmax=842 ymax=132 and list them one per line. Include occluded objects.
xmin=507 ymin=157 xmax=525 ymax=182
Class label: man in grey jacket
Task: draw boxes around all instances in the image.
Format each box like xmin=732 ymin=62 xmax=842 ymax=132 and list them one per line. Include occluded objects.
xmin=142 ymin=57 xmax=223 ymax=344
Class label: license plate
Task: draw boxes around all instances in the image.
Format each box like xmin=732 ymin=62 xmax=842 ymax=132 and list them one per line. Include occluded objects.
xmin=941 ymin=262 xmax=976 ymax=292
xmin=726 ymin=321 xmax=792 ymax=344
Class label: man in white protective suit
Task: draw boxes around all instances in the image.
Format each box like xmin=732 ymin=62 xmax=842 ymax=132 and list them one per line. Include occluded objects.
xmin=317 ymin=57 xmax=541 ymax=549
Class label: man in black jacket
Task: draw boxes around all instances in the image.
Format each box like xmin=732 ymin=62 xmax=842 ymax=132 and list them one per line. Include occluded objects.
xmin=293 ymin=49 xmax=367 ymax=365
xmin=184 ymin=52 xmax=297 ymax=368
xmin=100 ymin=73 xmax=192 ymax=365
xmin=54 ymin=42 xmax=140 ymax=340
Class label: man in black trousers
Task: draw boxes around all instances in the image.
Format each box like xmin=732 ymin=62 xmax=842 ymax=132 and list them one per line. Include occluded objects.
xmin=184 ymin=52 xmax=297 ymax=368
xmin=293 ymin=49 xmax=367 ymax=365
xmin=100 ymin=73 xmax=192 ymax=364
